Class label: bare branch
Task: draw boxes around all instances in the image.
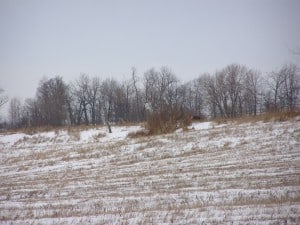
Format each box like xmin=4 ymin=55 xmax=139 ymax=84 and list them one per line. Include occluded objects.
xmin=0 ymin=88 xmax=9 ymax=108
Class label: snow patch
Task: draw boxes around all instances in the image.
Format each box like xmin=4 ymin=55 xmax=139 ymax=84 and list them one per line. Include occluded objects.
xmin=190 ymin=121 xmax=213 ymax=130
xmin=0 ymin=133 xmax=26 ymax=147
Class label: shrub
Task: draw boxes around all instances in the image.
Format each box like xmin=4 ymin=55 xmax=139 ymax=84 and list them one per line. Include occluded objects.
xmin=146 ymin=105 xmax=192 ymax=135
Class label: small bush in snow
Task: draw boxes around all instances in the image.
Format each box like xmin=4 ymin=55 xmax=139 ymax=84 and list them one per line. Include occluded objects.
xmin=146 ymin=105 xmax=192 ymax=135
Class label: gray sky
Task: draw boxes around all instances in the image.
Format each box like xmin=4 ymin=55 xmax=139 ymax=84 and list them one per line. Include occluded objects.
xmin=0 ymin=0 xmax=300 ymax=106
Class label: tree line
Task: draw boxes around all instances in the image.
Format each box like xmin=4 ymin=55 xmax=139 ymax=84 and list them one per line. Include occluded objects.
xmin=5 ymin=63 xmax=300 ymax=130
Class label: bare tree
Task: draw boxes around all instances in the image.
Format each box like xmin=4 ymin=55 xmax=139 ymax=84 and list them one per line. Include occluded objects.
xmin=114 ymin=81 xmax=130 ymax=122
xmin=0 ymin=88 xmax=8 ymax=108
xmin=216 ymin=71 xmax=229 ymax=117
xmin=143 ymin=66 xmax=178 ymax=112
xmin=5 ymin=63 xmax=298 ymax=129
xmin=280 ymin=63 xmax=300 ymax=111
xmin=64 ymin=74 xmax=104 ymax=126
xmin=75 ymin=74 xmax=90 ymax=125
xmin=143 ymin=68 xmax=160 ymax=111
xmin=159 ymin=66 xmax=178 ymax=108
xmin=178 ymin=79 xmax=204 ymax=118
xmin=24 ymin=98 xmax=42 ymax=127
xmin=201 ymin=64 xmax=253 ymax=118
xmin=65 ymin=85 xmax=76 ymax=125
xmin=88 ymin=77 xmax=101 ymax=125
xmin=131 ymin=67 xmax=143 ymax=121
xmin=9 ymin=98 xmax=22 ymax=128
xmin=192 ymin=78 xmax=205 ymax=117
xmin=201 ymin=73 xmax=219 ymax=118
xmin=69 ymin=74 xmax=95 ymax=125
xmin=223 ymin=64 xmax=246 ymax=117
xmin=243 ymin=69 xmax=261 ymax=115
xmin=143 ymin=67 xmax=192 ymax=133
xmin=101 ymin=78 xmax=119 ymax=133
xmin=36 ymin=76 xmax=69 ymax=126
xmin=267 ymin=70 xmax=285 ymax=111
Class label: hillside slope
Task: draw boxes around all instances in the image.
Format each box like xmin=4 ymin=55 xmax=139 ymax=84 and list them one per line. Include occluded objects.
xmin=0 ymin=119 xmax=299 ymax=224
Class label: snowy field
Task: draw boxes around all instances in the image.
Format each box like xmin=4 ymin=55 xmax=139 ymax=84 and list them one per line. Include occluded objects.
xmin=0 ymin=119 xmax=299 ymax=224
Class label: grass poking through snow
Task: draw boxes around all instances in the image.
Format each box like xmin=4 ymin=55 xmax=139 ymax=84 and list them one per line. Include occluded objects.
xmin=0 ymin=118 xmax=299 ymax=224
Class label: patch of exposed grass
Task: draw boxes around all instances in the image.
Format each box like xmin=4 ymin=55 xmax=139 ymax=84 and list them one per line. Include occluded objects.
xmin=213 ymin=111 xmax=300 ymax=125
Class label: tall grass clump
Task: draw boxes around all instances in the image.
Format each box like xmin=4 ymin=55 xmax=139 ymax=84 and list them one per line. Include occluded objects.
xmin=146 ymin=106 xmax=192 ymax=135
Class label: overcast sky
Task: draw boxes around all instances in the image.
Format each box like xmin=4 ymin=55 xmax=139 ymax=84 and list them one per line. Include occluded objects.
xmin=0 ymin=0 xmax=300 ymax=111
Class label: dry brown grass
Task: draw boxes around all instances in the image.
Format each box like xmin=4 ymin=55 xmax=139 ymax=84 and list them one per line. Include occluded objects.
xmin=19 ymin=125 xmax=61 ymax=135
xmin=128 ymin=113 xmax=192 ymax=138
xmin=141 ymin=108 xmax=192 ymax=136
xmin=9 ymin=124 xmax=105 ymax=135
xmin=261 ymin=110 xmax=300 ymax=122
xmin=213 ymin=111 xmax=300 ymax=125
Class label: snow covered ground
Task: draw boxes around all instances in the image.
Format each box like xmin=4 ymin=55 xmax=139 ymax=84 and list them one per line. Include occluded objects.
xmin=0 ymin=119 xmax=299 ymax=224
